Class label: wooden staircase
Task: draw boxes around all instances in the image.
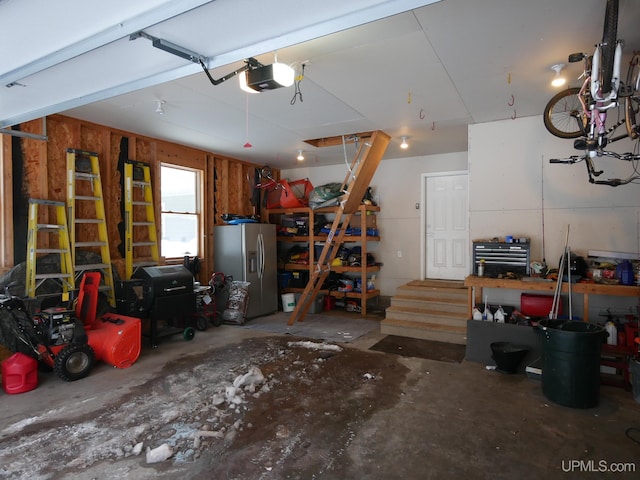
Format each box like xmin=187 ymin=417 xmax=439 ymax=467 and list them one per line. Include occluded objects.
xmin=381 ymin=279 xmax=469 ymax=345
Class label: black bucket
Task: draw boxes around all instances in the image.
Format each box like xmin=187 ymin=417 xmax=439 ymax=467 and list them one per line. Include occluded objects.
xmin=490 ymin=342 xmax=529 ymax=374
xmin=537 ymin=320 xmax=607 ymax=409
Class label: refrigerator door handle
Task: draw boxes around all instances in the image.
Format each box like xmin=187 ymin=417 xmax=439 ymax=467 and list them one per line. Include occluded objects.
xmin=257 ymin=232 xmax=264 ymax=279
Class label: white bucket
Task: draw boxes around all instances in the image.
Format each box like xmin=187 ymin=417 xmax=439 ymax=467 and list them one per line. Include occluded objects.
xmin=281 ymin=293 xmax=296 ymax=313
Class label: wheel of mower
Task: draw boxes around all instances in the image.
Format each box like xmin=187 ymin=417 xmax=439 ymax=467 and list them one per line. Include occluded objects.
xmin=53 ymin=343 xmax=95 ymax=382
xmin=195 ymin=314 xmax=208 ymax=331
xmin=183 ymin=327 xmax=195 ymax=341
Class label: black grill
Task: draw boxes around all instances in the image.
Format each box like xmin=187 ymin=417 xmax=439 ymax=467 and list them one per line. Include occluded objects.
xmin=132 ymin=265 xmax=195 ymax=317
xmin=116 ymin=265 xmax=197 ymax=347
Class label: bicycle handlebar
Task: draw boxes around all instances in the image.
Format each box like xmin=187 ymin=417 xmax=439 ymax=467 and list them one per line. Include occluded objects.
xmin=551 ymin=150 xmax=640 ymax=163
xmin=590 ymin=176 xmax=639 ymax=186
xmin=598 ymin=150 xmax=640 ymax=161
xmin=549 ymin=157 xmax=581 ymax=164
xmin=549 ymin=153 xmax=639 ymax=186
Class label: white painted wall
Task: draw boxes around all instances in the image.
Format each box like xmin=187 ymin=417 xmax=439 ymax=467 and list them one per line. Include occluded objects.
xmin=469 ymin=115 xmax=640 ymax=262
xmin=282 ymin=115 xmax=639 ymax=318
xmin=469 ymin=115 xmax=640 ymax=318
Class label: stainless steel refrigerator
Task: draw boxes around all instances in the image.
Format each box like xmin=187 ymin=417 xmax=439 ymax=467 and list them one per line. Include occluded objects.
xmin=213 ymin=223 xmax=278 ymax=319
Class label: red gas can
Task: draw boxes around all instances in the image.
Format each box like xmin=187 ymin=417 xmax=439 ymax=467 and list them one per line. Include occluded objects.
xmin=2 ymin=352 xmax=38 ymax=394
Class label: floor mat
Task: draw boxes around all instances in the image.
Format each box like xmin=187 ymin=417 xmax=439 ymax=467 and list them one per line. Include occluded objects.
xmin=238 ymin=311 xmax=380 ymax=343
xmin=370 ymin=335 xmax=466 ymax=363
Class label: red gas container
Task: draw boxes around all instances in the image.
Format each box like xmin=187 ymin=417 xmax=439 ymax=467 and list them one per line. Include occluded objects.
xmin=2 ymin=352 xmax=38 ymax=394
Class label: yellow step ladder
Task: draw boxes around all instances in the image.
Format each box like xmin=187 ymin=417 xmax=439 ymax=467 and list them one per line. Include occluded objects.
xmin=288 ymin=130 xmax=390 ymax=325
xmin=66 ymin=148 xmax=116 ymax=306
xmin=122 ymin=159 xmax=159 ymax=279
xmin=26 ymin=198 xmax=75 ymax=299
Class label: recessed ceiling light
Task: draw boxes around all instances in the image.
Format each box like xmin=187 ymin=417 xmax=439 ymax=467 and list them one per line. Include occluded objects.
xmin=550 ymin=64 xmax=566 ymax=88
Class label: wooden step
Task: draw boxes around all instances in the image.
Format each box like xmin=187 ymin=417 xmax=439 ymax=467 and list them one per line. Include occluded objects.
xmin=403 ymin=279 xmax=466 ymax=289
xmin=380 ymin=318 xmax=467 ymax=345
xmin=383 ymin=279 xmax=471 ymax=345
xmin=385 ymin=306 xmax=467 ymax=325
xmin=395 ymin=284 xmax=467 ymax=301
xmin=390 ymin=295 xmax=467 ymax=313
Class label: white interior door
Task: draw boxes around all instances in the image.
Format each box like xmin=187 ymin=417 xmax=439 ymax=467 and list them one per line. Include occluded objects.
xmin=424 ymin=173 xmax=469 ymax=280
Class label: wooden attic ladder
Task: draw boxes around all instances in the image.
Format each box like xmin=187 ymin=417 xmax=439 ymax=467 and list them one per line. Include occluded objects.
xmin=287 ymin=130 xmax=390 ymax=326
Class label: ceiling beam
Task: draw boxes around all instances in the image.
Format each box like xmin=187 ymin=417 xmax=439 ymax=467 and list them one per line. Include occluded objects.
xmin=0 ymin=0 xmax=216 ymax=86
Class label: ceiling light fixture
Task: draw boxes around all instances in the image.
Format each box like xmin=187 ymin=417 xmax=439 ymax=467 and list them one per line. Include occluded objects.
xmin=155 ymin=100 xmax=165 ymax=114
xmin=297 ymin=150 xmax=305 ymax=161
xmin=400 ymin=136 xmax=409 ymax=149
xmin=550 ymin=63 xmax=566 ymax=88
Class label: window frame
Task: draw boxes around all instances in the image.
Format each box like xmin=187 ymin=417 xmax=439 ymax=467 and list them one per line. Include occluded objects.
xmin=159 ymin=163 xmax=203 ymax=260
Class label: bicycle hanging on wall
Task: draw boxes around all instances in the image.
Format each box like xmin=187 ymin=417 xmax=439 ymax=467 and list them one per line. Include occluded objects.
xmin=543 ymin=0 xmax=640 ymax=186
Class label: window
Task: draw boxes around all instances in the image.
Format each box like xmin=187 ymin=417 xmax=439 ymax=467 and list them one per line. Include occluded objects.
xmin=160 ymin=164 xmax=202 ymax=258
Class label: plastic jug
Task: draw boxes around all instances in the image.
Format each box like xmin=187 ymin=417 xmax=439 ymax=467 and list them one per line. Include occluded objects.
xmin=617 ymin=260 xmax=634 ymax=286
xmin=2 ymin=352 xmax=38 ymax=394
xmin=605 ymin=321 xmax=618 ymax=346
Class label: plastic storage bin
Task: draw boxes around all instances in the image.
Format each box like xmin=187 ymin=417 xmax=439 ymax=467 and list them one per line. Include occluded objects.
xmin=294 ymin=293 xmax=324 ymax=313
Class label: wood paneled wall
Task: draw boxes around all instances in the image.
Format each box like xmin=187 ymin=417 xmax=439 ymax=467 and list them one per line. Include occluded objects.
xmin=1 ymin=114 xmax=277 ymax=282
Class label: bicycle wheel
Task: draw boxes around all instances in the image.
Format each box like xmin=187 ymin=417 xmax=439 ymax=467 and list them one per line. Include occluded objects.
xmin=543 ymin=87 xmax=587 ymax=139
xmin=625 ymin=57 xmax=639 ymax=139
xmin=600 ymin=0 xmax=618 ymax=94
xmin=625 ymin=96 xmax=639 ymax=139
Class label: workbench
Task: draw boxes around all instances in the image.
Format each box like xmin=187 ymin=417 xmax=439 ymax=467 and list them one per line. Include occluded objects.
xmin=463 ymin=275 xmax=640 ymax=323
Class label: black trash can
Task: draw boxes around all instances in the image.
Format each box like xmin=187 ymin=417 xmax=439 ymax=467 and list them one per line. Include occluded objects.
xmin=537 ymin=320 xmax=607 ymax=409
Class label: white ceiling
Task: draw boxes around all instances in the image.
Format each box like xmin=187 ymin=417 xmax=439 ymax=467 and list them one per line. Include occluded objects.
xmin=2 ymin=0 xmax=639 ymax=169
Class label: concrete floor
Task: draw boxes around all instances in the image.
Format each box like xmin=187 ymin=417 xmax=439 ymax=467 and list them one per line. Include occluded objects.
xmin=1 ymin=313 xmax=639 ymax=480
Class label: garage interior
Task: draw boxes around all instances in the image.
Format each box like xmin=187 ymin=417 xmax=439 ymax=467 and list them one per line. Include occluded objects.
xmin=1 ymin=1 xmax=640 ymax=479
